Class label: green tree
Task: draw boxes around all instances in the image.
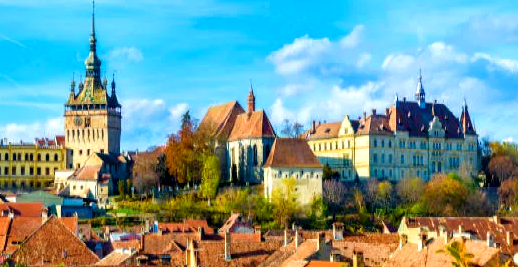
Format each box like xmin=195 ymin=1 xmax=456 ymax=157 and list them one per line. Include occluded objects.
xmin=271 ymin=178 xmax=299 ymax=228
xmin=424 ymin=173 xmax=470 ymax=216
xmin=377 ymin=181 xmax=393 ymax=209
xmin=199 ymin=154 xmax=221 ymax=205
xmin=323 ymin=164 xmax=333 ymax=180
xmin=437 ymin=240 xmax=474 ymax=267
xmin=396 ymin=177 xmax=425 ymax=204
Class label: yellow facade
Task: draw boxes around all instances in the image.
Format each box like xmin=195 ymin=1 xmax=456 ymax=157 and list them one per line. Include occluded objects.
xmin=0 ymin=139 xmax=66 ymax=188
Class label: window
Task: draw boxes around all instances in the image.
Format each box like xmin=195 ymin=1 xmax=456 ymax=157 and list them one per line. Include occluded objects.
xmin=401 ymin=169 xmax=405 ymax=179
xmin=381 ymin=154 xmax=385 ymax=164
xmin=37 ymin=167 xmax=41 ymax=176
xmin=45 ymin=154 xmax=49 ymax=162
xmin=373 ymin=153 xmax=378 ymax=163
xmin=45 ymin=168 xmax=50 ymax=176
xmin=54 ymin=153 xmax=58 ymax=162
xmin=12 ymin=154 xmax=16 ymax=161
xmin=438 ymin=162 xmax=442 ymax=172
xmin=87 ymin=149 xmax=90 ymax=156
xmin=389 ymin=154 xmax=393 ymax=164
xmin=20 ymin=167 xmax=25 ymax=176
xmin=400 ymin=155 xmax=404 ymax=164
xmin=373 ymin=139 xmax=378 ymax=147
xmin=30 ymin=167 xmax=34 ymax=175
xmin=381 ymin=140 xmax=385 ymax=148
xmin=17 ymin=153 xmax=21 ymax=161
xmin=381 ymin=169 xmax=385 ymax=177
xmin=265 ymin=145 xmax=271 ymax=164
xmin=11 ymin=167 xmax=16 ymax=176
xmin=374 ymin=169 xmax=378 ymax=177
xmin=100 ymin=149 xmax=104 ymax=154
xmin=79 ymin=150 xmax=83 ymax=156
xmin=253 ymin=145 xmax=258 ymax=166
xmin=348 ymin=140 xmax=351 ymax=148
xmin=37 ymin=154 xmax=41 ymax=161
xmin=389 ymin=140 xmax=392 ymax=148
xmin=3 ymin=167 xmax=7 ymax=175
xmin=3 ymin=153 xmax=7 ymax=161
xmin=24 ymin=154 xmax=28 ymax=161
xmin=30 ymin=154 xmax=33 ymax=161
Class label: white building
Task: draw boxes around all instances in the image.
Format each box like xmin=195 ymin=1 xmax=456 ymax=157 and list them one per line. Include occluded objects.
xmin=263 ymin=138 xmax=323 ymax=206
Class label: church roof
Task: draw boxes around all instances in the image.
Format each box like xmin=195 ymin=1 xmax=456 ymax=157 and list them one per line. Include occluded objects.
xmin=263 ymin=138 xmax=322 ymax=168
xmin=199 ymin=101 xmax=245 ymax=138
xmin=228 ymin=110 xmax=276 ymax=141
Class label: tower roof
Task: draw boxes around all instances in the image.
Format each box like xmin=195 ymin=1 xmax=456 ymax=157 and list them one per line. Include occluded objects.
xmin=416 ymin=69 xmax=425 ymax=95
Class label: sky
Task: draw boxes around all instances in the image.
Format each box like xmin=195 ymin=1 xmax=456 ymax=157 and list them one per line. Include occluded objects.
xmin=1 ymin=0 xmax=518 ymax=150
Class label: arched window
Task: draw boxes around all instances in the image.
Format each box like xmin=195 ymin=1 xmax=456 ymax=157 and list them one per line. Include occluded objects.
xmin=17 ymin=153 xmax=21 ymax=161
xmin=253 ymin=145 xmax=258 ymax=166
xmin=12 ymin=153 xmax=16 ymax=161
xmin=24 ymin=154 xmax=28 ymax=161
xmin=388 ymin=140 xmax=392 ymax=148
xmin=373 ymin=139 xmax=378 ymax=147
xmin=30 ymin=154 xmax=33 ymax=161
xmin=4 ymin=153 xmax=7 ymax=161
xmin=381 ymin=140 xmax=385 ymax=147
xmin=54 ymin=153 xmax=58 ymax=162
xmin=45 ymin=154 xmax=49 ymax=162
xmin=438 ymin=162 xmax=442 ymax=172
xmin=37 ymin=154 xmax=41 ymax=161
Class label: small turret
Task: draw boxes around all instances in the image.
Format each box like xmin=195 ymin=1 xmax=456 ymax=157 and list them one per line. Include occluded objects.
xmin=415 ymin=69 xmax=425 ymax=109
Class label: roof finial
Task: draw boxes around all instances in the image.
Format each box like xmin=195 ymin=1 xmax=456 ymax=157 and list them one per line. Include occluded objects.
xmin=91 ymin=0 xmax=95 ymax=37
xmin=111 ymin=70 xmax=116 ymax=92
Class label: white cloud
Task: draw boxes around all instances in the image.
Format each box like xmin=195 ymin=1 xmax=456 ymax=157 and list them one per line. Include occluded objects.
xmin=107 ymin=46 xmax=144 ymax=63
xmin=0 ymin=33 xmax=30 ymax=50
xmin=471 ymin=53 xmax=518 ymax=72
xmin=279 ymin=84 xmax=313 ymax=97
xmin=356 ymin=53 xmax=371 ymax=68
xmin=382 ymin=54 xmax=415 ymax=71
xmin=428 ymin=42 xmax=468 ymax=63
xmin=0 ymin=117 xmax=63 ymax=142
xmin=169 ymin=103 xmax=189 ymax=121
xmin=503 ymin=137 xmax=514 ymax=143
xmin=339 ymin=25 xmax=364 ymax=48
xmin=269 ymin=98 xmax=313 ymax=126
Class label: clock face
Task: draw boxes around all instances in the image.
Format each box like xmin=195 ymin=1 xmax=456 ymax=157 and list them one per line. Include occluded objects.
xmin=74 ymin=116 xmax=83 ymax=126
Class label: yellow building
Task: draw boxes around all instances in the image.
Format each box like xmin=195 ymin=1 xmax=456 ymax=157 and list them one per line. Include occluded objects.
xmin=304 ymin=73 xmax=479 ymax=180
xmin=0 ymin=137 xmax=66 ymax=188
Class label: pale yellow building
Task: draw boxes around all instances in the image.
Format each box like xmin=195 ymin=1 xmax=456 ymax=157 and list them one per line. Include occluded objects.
xmin=303 ymin=74 xmax=479 ymax=180
xmin=0 ymin=137 xmax=66 ymax=188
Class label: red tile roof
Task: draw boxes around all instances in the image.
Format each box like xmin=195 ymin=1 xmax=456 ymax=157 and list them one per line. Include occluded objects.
xmin=305 ymin=122 xmax=342 ymax=140
xmin=305 ymin=261 xmax=348 ymax=267
xmin=403 ymin=216 xmax=518 ymax=255
xmin=264 ymin=138 xmax=322 ymax=168
xmin=55 ymin=135 xmax=66 ymax=146
xmin=196 ymin=240 xmax=283 ymax=267
xmin=185 ymin=219 xmax=215 ymax=235
xmin=199 ymin=101 xmax=245 ymax=138
xmin=228 ymin=110 xmax=276 ymax=141
xmin=73 ymin=165 xmax=102 ymax=180
xmin=332 ymin=234 xmax=399 ymax=267
xmin=0 ymin=202 xmax=43 ymax=217
xmin=385 ymin=237 xmax=499 ymax=267
xmin=10 ymin=216 xmax=99 ymax=266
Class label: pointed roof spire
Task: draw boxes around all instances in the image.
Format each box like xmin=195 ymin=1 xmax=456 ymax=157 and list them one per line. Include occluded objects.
xmin=85 ymin=0 xmax=101 ymax=80
xmin=70 ymin=72 xmax=76 ymax=92
xmin=415 ymin=68 xmax=425 ymax=108
xmin=91 ymin=0 xmax=96 ymax=38
xmin=247 ymin=79 xmax=255 ymax=113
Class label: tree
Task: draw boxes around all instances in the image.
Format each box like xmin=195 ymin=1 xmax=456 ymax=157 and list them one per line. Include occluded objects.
xmin=132 ymin=149 xmax=161 ymax=195
xmin=365 ymin=178 xmax=379 ymax=212
xmin=396 ymin=177 xmax=425 ymax=204
xmin=271 ymin=178 xmax=299 ymax=228
xmin=488 ymin=155 xmax=516 ymax=186
xmin=323 ymin=164 xmax=333 ymax=180
xmin=436 ymin=240 xmax=474 ymax=267
xmin=377 ymin=181 xmax=393 ymax=209
xmin=280 ymin=119 xmax=304 ymax=138
xmin=199 ymin=154 xmax=220 ymax=205
xmin=498 ymin=178 xmax=518 ymax=209
xmin=424 ymin=174 xmax=469 ymax=216
xmin=323 ymin=180 xmax=347 ymax=219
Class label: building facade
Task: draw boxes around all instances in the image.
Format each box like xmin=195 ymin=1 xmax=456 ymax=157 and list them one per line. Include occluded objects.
xmin=199 ymin=85 xmax=276 ymax=184
xmin=304 ymin=73 xmax=479 ymax=181
xmin=263 ymin=138 xmax=323 ymax=206
xmin=0 ymin=137 xmax=66 ymax=188
xmin=64 ymin=4 xmax=121 ymax=170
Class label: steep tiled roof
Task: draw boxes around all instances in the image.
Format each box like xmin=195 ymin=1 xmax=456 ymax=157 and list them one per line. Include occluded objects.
xmin=95 ymin=248 xmax=135 ymax=266
xmin=403 ymin=216 xmax=518 ymax=255
xmin=141 ymin=233 xmax=188 ymax=254
xmin=73 ymin=165 xmax=102 ymax=180
xmin=305 ymin=122 xmax=342 ymax=139
xmin=10 ymin=216 xmax=99 ymax=266
xmin=357 ymin=114 xmax=392 ymax=135
xmin=55 ymin=135 xmax=66 ymax=146
xmin=385 ymin=237 xmax=499 ymax=267
xmin=185 ymin=219 xmax=215 ymax=235
xmin=199 ymin=101 xmax=245 ymax=138
xmin=332 ymin=234 xmax=399 ymax=267
xmin=228 ymin=110 xmax=276 ymax=141
xmin=0 ymin=202 xmax=43 ymax=217
xmin=196 ymin=241 xmax=283 ymax=267
xmin=460 ymin=106 xmax=476 ymax=135
xmin=263 ymin=138 xmax=322 ymax=168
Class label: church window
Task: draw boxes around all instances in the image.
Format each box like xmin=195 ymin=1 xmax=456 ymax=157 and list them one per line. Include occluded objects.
xmin=45 ymin=154 xmax=49 ymax=162
xmin=54 ymin=154 xmax=58 ymax=162
xmin=253 ymin=145 xmax=258 ymax=166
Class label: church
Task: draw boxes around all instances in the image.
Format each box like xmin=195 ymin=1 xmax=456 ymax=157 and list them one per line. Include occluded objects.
xmin=55 ymin=3 xmax=132 ymax=205
xmin=199 ymin=85 xmax=276 ymax=184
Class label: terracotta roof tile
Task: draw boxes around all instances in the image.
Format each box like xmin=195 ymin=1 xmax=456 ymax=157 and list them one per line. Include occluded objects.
xmin=264 ymin=138 xmax=322 ymax=168
xmin=10 ymin=216 xmax=99 ymax=266
xmin=305 ymin=122 xmax=342 ymax=140
xmin=228 ymin=110 xmax=276 ymax=141
xmin=185 ymin=219 xmax=215 ymax=235
xmin=73 ymin=165 xmax=102 ymax=180
xmin=196 ymin=240 xmax=283 ymax=267
xmin=385 ymin=237 xmax=499 ymax=267
xmin=95 ymin=248 xmax=135 ymax=266
xmin=199 ymin=101 xmax=245 ymax=138
xmin=332 ymin=234 xmax=399 ymax=267
xmin=305 ymin=261 xmax=348 ymax=267
xmin=0 ymin=202 xmax=43 ymax=217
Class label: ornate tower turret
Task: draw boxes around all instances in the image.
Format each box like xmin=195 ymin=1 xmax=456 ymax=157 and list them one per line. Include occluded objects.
xmin=415 ymin=69 xmax=425 ymax=109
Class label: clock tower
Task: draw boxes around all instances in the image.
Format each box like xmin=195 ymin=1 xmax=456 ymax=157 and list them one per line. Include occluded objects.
xmin=64 ymin=2 xmax=121 ymax=169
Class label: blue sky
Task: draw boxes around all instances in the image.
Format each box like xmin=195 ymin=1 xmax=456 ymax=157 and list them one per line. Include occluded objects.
xmin=1 ymin=0 xmax=518 ymax=150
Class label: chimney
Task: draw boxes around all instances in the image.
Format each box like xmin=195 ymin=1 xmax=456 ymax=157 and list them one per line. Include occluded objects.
xmin=224 ymin=230 xmax=231 ymax=261
xmin=284 ymin=228 xmax=288 ymax=247
xmin=385 ymin=108 xmax=390 ymax=116
xmin=41 ymin=208 xmax=48 ymax=224
xmin=197 ymin=227 xmax=204 ymax=239
xmin=295 ymin=228 xmax=299 ymax=250
xmin=399 ymin=234 xmax=407 ymax=249
xmin=311 ymin=120 xmax=316 ymax=133
xmin=507 ymin=231 xmax=514 ymax=246
xmin=332 ymin=223 xmax=337 ymax=240
xmin=317 ymin=232 xmax=324 ymax=251
xmin=353 ymin=251 xmax=364 ymax=267
xmin=493 ymin=215 xmax=501 ymax=225
xmin=371 ymin=109 xmax=376 ymax=116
